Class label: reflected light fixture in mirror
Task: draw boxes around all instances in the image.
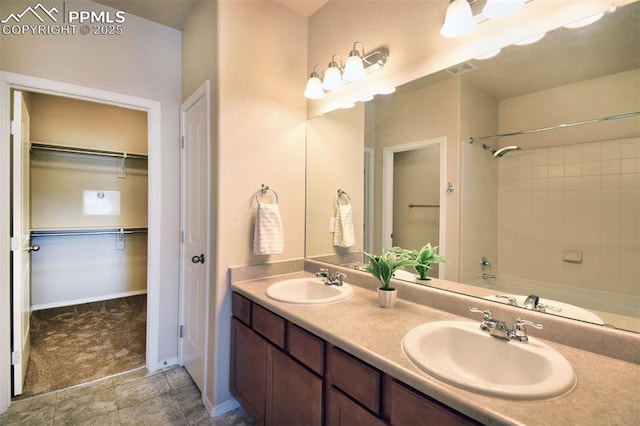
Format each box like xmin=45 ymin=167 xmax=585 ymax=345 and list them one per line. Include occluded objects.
xmin=514 ymin=32 xmax=545 ymax=45
xmin=482 ymin=0 xmax=525 ymax=19
xmin=441 ymin=0 xmax=477 ymax=38
xmin=563 ymin=12 xmax=605 ymax=28
xmin=323 ymin=54 xmax=344 ymax=91
xmin=343 ymin=42 xmax=367 ymax=82
xmin=474 ymin=48 xmax=501 ymax=59
xmin=304 ymin=65 xmax=325 ymax=99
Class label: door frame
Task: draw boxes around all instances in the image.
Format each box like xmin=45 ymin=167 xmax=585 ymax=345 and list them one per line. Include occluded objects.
xmin=381 ymin=137 xmax=447 ymax=272
xmin=178 ymin=81 xmax=211 ymax=394
xmin=0 ymin=71 xmax=161 ymax=412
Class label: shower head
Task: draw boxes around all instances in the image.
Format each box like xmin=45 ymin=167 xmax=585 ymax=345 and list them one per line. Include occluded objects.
xmin=493 ymin=145 xmax=521 ymax=158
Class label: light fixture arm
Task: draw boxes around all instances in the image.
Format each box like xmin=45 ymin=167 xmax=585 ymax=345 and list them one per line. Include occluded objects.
xmin=328 ymin=53 xmax=343 ymax=69
xmin=310 ymin=64 xmax=323 ymax=79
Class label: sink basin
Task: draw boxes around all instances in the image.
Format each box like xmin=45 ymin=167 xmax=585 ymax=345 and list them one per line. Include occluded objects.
xmin=484 ymin=294 xmax=604 ymax=324
xmin=266 ymin=277 xmax=354 ymax=305
xmin=402 ymin=321 xmax=576 ymax=400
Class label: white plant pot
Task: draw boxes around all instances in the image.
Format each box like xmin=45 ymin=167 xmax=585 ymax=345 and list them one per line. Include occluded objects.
xmin=377 ymin=287 xmax=397 ymax=308
xmin=415 ymin=277 xmax=431 ymax=285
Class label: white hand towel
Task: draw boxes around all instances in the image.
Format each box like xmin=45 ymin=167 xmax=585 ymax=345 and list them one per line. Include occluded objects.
xmin=333 ymin=203 xmax=355 ymax=248
xmin=253 ymin=202 xmax=284 ymax=255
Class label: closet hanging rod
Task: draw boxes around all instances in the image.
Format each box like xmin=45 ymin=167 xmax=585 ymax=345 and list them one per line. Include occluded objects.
xmin=31 ymin=228 xmax=148 ymax=238
xmin=30 ymin=142 xmax=148 ymax=160
xmin=469 ymin=111 xmax=639 ymax=143
xmin=409 ymin=204 xmax=440 ymax=208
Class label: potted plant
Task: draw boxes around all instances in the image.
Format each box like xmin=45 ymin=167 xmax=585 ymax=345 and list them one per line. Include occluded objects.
xmin=363 ymin=250 xmax=417 ymax=308
xmin=398 ymin=243 xmax=448 ymax=283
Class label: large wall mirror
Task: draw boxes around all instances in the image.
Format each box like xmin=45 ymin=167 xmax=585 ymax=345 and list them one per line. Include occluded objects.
xmin=306 ymin=1 xmax=640 ymax=333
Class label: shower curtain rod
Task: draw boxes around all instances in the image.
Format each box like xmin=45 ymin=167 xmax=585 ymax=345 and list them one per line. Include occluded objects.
xmin=469 ymin=111 xmax=639 ymax=143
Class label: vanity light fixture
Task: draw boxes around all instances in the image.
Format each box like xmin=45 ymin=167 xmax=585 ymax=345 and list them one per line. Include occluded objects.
xmin=304 ymin=43 xmax=390 ymax=100
xmin=304 ymin=65 xmax=325 ymax=99
xmin=441 ymin=0 xmax=477 ymax=38
xmin=482 ymin=0 xmax=525 ymax=19
xmin=514 ymin=32 xmax=545 ymax=45
xmin=343 ymin=42 xmax=367 ymax=82
xmin=563 ymin=12 xmax=604 ymax=29
xmin=322 ymin=54 xmax=344 ymax=91
xmin=474 ymin=48 xmax=501 ymax=60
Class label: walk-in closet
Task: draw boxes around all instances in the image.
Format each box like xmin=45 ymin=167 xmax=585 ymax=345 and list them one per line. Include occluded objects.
xmin=12 ymin=92 xmax=149 ymax=398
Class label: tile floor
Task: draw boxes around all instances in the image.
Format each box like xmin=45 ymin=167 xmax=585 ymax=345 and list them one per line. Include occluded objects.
xmin=0 ymin=366 xmax=255 ymax=425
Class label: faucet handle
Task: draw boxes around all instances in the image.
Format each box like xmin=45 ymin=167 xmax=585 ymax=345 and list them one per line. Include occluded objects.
xmin=316 ymin=268 xmax=329 ymax=276
xmin=514 ymin=317 xmax=543 ymax=331
xmin=495 ymin=295 xmax=518 ymax=306
xmin=469 ymin=307 xmax=493 ymax=321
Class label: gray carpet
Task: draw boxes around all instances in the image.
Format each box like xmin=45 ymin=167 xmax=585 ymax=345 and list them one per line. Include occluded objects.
xmin=15 ymin=295 xmax=147 ymax=399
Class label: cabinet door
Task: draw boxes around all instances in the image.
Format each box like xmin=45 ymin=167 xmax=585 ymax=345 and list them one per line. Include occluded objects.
xmin=391 ymin=380 xmax=480 ymax=426
xmin=327 ymin=387 xmax=387 ymax=426
xmin=266 ymin=346 xmax=323 ymax=426
xmin=231 ymin=318 xmax=267 ymax=424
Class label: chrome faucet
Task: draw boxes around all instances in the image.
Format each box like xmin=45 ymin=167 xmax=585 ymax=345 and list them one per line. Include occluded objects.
xmin=469 ymin=307 xmax=543 ymax=343
xmin=315 ymin=269 xmax=346 ymax=286
xmin=522 ymin=294 xmax=562 ymax=313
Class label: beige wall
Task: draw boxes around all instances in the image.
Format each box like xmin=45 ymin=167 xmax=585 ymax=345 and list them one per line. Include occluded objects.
xmin=459 ymin=80 xmax=500 ymax=283
xmin=0 ymin=0 xmax=181 ymax=363
xmin=371 ymin=78 xmax=461 ymax=281
xmin=306 ymin=105 xmax=365 ymax=259
xmin=306 ymin=0 xmax=635 ymax=117
xmin=181 ymin=0 xmax=308 ymax=409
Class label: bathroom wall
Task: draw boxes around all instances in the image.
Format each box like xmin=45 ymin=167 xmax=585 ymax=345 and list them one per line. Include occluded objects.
xmin=306 ymin=105 xmax=365 ymax=259
xmin=496 ymin=69 xmax=640 ymax=296
xmin=306 ymin=0 xmax=632 ymax=117
xmin=371 ymin=78 xmax=461 ymax=281
xmin=459 ymin=80 xmax=500 ymax=284
xmin=0 ymin=0 xmax=181 ymax=366
xmin=182 ymin=0 xmax=308 ymax=411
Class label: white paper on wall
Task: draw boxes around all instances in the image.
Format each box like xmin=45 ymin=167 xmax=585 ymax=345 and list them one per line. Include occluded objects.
xmin=83 ymin=190 xmax=121 ymax=215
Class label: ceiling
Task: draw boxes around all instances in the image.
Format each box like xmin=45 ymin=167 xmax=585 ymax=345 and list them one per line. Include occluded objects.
xmin=92 ymin=0 xmax=329 ymax=30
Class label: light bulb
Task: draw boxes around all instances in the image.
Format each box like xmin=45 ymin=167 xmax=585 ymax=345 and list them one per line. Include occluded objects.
xmin=440 ymin=0 xmax=477 ymax=38
xmin=482 ymin=0 xmax=525 ymax=19
xmin=304 ymin=76 xmax=324 ymax=99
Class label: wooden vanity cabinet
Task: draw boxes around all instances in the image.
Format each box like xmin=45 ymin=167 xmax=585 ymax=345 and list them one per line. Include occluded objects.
xmin=230 ymin=293 xmax=324 ymax=426
xmin=231 ymin=292 xmax=480 ymax=426
xmin=390 ymin=380 xmax=480 ymax=426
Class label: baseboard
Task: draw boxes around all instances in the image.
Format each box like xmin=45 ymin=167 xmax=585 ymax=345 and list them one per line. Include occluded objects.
xmin=31 ymin=289 xmax=148 ymax=311
xmin=210 ymin=397 xmax=240 ymax=417
xmin=157 ymin=357 xmax=178 ymax=370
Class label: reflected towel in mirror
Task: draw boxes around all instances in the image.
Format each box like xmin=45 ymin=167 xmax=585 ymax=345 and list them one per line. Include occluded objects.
xmin=333 ymin=204 xmax=355 ymax=248
xmin=253 ymin=202 xmax=284 ymax=255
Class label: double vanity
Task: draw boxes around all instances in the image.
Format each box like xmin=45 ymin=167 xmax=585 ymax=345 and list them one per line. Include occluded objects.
xmin=230 ymin=261 xmax=640 ymax=425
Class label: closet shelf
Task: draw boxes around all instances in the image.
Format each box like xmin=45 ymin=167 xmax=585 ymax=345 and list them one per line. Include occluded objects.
xmin=31 ymin=227 xmax=148 ymax=238
xmin=30 ymin=142 xmax=148 ymax=160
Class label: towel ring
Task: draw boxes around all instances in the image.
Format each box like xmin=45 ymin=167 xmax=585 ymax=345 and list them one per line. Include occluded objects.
xmin=256 ymin=184 xmax=279 ymax=204
xmin=336 ymin=189 xmax=351 ymax=205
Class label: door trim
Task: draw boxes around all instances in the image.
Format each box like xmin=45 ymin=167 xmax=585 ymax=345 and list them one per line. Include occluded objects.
xmin=0 ymin=71 xmax=162 ymax=412
xmin=381 ymin=137 xmax=447 ymax=276
xmin=178 ymin=81 xmax=212 ymax=399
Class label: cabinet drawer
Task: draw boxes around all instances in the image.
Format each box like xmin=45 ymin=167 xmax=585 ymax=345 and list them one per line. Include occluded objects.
xmin=391 ymin=380 xmax=480 ymax=425
xmin=231 ymin=292 xmax=252 ymax=326
xmin=329 ymin=346 xmax=380 ymax=414
xmin=252 ymin=303 xmax=286 ymax=349
xmin=288 ymin=323 xmax=325 ymax=375
xmin=327 ymin=387 xmax=387 ymax=426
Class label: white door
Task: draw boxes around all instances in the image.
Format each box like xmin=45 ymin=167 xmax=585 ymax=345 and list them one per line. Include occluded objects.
xmin=179 ymin=82 xmax=210 ymax=392
xmin=11 ymin=90 xmax=32 ymax=396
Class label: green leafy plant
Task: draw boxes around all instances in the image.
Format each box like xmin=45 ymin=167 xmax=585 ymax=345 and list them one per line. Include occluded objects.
xmin=394 ymin=243 xmax=448 ymax=280
xmin=363 ymin=249 xmax=417 ymax=290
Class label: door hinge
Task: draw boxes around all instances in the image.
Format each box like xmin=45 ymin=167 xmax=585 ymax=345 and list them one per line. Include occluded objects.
xmin=181 ymin=136 xmax=185 ymax=149
xmin=11 ymin=120 xmax=19 ymax=136
xmin=11 ymin=351 xmax=20 ymax=365
xmin=10 ymin=237 xmax=19 ymax=251
xmin=179 ymin=325 xmax=185 ymax=338
xmin=181 ymin=231 xmax=186 ymax=244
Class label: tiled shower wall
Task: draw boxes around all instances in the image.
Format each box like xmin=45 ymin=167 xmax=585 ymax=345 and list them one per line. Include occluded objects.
xmin=497 ymin=137 xmax=640 ymax=297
